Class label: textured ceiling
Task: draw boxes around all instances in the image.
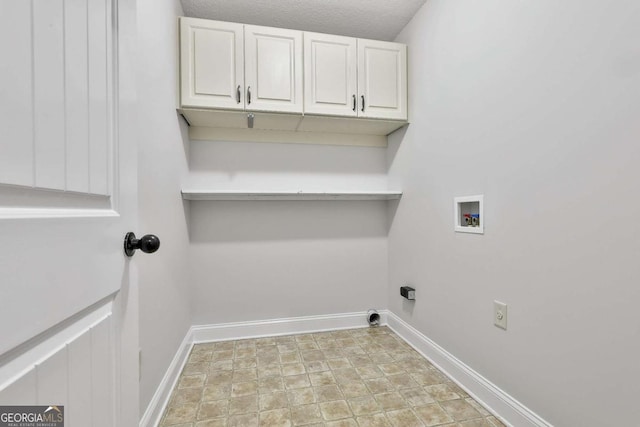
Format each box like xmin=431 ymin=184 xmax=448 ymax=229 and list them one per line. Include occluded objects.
xmin=180 ymin=0 xmax=427 ymax=41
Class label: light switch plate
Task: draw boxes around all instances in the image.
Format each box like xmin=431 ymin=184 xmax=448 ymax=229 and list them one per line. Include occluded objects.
xmin=494 ymin=300 xmax=507 ymax=330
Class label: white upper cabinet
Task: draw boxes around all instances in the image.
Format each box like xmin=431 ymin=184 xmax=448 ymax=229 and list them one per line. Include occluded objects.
xmin=304 ymin=34 xmax=407 ymax=121
xmin=357 ymin=39 xmax=407 ymax=120
xmin=304 ymin=32 xmax=357 ymax=117
xmin=178 ymin=17 xmax=408 ymax=139
xmin=180 ymin=17 xmax=244 ymax=110
xmin=244 ymin=25 xmax=303 ymax=113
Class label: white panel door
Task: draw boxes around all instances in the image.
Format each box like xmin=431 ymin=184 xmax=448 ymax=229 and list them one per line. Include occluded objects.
xmin=357 ymin=39 xmax=407 ymax=120
xmin=0 ymin=0 xmax=140 ymax=425
xmin=0 ymin=1 xmax=33 ymax=186
xmin=304 ymin=32 xmax=357 ymax=117
xmin=245 ymin=25 xmax=303 ymax=113
xmin=180 ymin=17 xmax=244 ymax=110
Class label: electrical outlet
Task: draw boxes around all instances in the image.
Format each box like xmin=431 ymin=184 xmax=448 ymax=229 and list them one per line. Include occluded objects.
xmin=494 ymin=301 xmax=507 ymax=330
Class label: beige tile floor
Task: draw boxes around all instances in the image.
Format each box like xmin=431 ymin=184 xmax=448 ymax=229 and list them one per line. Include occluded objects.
xmin=160 ymin=327 xmax=506 ymax=427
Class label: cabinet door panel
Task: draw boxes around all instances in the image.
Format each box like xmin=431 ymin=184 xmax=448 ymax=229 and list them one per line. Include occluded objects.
xmin=245 ymin=25 xmax=302 ymax=113
xmin=180 ymin=17 xmax=243 ymax=109
xmin=357 ymin=39 xmax=407 ymax=120
xmin=256 ymin=38 xmax=292 ymax=101
xmin=304 ymin=32 xmax=357 ymax=117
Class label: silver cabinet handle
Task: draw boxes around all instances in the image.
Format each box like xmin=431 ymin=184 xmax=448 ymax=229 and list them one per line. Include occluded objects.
xmin=236 ymin=85 xmax=241 ymax=103
xmin=352 ymin=94 xmax=356 ymax=112
xmin=247 ymin=86 xmax=252 ymax=105
xmin=361 ymin=95 xmax=365 ymax=112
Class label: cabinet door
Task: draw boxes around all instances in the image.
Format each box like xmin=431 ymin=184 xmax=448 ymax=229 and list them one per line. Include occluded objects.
xmin=304 ymin=32 xmax=357 ymax=117
xmin=357 ymin=39 xmax=407 ymax=120
xmin=179 ymin=17 xmax=244 ymax=110
xmin=245 ymin=25 xmax=303 ymax=113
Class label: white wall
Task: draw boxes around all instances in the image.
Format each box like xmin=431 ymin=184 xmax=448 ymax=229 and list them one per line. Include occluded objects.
xmin=137 ymin=0 xmax=192 ymax=414
xmin=389 ymin=1 xmax=640 ymax=426
xmin=188 ymin=140 xmax=389 ymax=325
xmin=186 ymin=140 xmax=389 ymax=192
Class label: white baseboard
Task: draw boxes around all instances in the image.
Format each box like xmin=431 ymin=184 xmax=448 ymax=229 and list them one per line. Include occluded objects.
xmin=190 ymin=310 xmax=387 ymax=343
xmin=141 ymin=310 xmax=551 ymax=427
xmin=386 ymin=312 xmax=552 ymax=427
xmin=139 ymin=330 xmax=194 ymax=427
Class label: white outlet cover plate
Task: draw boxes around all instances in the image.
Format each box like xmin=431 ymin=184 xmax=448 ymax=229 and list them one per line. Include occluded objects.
xmin=494 ymin=300 xmax=507 ymax=330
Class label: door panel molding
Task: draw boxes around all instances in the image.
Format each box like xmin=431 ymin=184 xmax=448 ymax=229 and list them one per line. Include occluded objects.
xmin=0 ymin=299 xmax=114 ymax=398
xmin=0 ymin=0 xmax=116 ymax=215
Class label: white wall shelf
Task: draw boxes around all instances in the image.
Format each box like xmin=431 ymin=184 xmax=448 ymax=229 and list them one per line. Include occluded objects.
xmin=181 ymin=190 xmax=402 ymax=201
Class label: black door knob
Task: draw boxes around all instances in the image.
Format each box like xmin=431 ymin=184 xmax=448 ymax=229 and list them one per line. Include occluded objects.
xmin=124 ymin=232 xmax=160 ymax=257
